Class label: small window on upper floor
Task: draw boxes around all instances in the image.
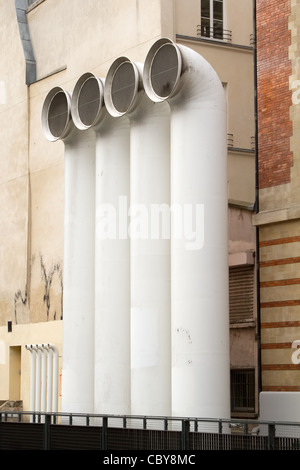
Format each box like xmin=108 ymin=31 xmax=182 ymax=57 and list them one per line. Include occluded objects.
xmin=199 ymin=0 xmax=231 ymax=42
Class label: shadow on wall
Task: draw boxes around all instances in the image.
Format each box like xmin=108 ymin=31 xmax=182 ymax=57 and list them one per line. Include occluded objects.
xmin=14 ymin=254 xmax=63 ymax=324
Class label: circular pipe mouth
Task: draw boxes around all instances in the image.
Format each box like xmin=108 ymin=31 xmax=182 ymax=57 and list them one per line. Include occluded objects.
xmin=104 ymin=57 xmax=141 ymax=117
xmin=71 ymin=73 xmax=104 ymax=130
xmin=41 ymin=87 xmax=72 ymax=141
xmin=143 ymin=38 xmax=182 ymax=103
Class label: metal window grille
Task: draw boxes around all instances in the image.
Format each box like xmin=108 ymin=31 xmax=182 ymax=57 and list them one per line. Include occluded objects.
xmin=231 ymin=368 xmax=255 ymax=413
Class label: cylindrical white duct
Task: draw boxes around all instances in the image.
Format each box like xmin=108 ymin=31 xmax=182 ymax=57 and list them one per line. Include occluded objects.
xmin=26 ymin=343 xmax=59 ymax=415
xmin=48 ymin=343 xmax=59 ymax=413
xmin=104 ymin=58 xmax=171 ymax=416
xmin=25 ymin=345 xmax=36 ymax=419
xmin=43 ymin=344 xmax=53 ymax=413
xmin=42 ymin=87 xmax=96 ymax=414
xmin=37 ymin=344 xmax=47 ymax=414
xmin=34 ymin=345 xmax=42 ymax=413
xmin=143 ymin=38 xmax=230 ymax=419
xmin=72 ymin=72 xmax=131 ymax=415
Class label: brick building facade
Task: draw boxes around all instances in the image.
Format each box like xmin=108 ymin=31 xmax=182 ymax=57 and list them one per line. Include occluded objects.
xmin=254 ymin=0 xmax=300 ymax=398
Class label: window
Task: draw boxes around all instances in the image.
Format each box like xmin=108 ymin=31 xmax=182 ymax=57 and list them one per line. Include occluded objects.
xmin=231 ymin=369 xmax=255 ymax=414
xmin=200 ymin=0 xmax=224 ymax=40
xmin=229 ymin=265 xmax=254 ymax=323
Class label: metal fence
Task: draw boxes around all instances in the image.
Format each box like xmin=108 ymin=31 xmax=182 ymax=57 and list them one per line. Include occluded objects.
xmin=0 ymin=411 xmax=300 ymax=451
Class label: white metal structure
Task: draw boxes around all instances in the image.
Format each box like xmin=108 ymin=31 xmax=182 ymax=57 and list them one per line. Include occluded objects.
xmin=41 ymin=88 xmax=96 ymax=413
xmin=71 ymin=72 xmax=131 ymax=415
xmin=25 ymin=343 xmax=59 ymax=417
xmin=143 ymin=38 xmax=230 ymax=419
xmin=104 ymin=58 xmax=171 ymax=416
xmin=41 ymin=39 xmax=229 ymax=419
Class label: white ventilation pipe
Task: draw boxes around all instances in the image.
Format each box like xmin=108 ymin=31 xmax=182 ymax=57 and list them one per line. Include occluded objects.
xmin=43 ymin=344 xmax=53 ymax=413
xmin=34 ymin=345 xmax=42 ymax=413
xmin=37 ymin=344 xmax=47 ymax=414
xmin=104 ymin=58 xmax=171 ymax=416
xmin=143 ymin=38 xmax=230 ymax=419
xmin=25 ymin=344 xmax=36 ymax=420
xmin=71 ymin=72 xmax=131 ymax=415
xmin=26 ymin=343 xmax=59 ymax=416
xmin=47 ymin=343 xmax=59 ymax=413
xmin=42 ymin=87 xmax=96 ymax=414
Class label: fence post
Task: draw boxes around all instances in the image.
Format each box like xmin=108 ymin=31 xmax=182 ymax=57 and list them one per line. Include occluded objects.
xmin=181 ymin=419 xmax=190 ymax=450
xmin=102 ymin=416 xmax=108 ymax=450
xmin=44 ymin=414 xmax=51 ymax=450
xmin=268 ymin=423 xmax=275 ymax=450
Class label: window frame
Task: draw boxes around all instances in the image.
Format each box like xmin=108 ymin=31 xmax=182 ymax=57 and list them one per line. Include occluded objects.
xmin=200 ymin=0 xmax=228 ymax=42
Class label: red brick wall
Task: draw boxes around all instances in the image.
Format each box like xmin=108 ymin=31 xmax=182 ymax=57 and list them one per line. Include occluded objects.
xmin=257 ymin=0 xmax=293 ymax=189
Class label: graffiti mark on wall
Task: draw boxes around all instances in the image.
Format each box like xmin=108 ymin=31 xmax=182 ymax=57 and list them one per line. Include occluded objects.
xmin=40 ymin=255 xmax=63 ymax=321
xmin=14 ymin=285 xmax=28 ymax=324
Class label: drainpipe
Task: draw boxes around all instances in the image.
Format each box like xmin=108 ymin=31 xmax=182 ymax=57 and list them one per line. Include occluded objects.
xmin=41 ymin=87 xmax=95 ymax=414
xmin=25 ymin=344 xmax=36 ymax=420
xmin=37 ymin=344 xmax=47 ymax=415
xmin=104 ymin=57 xmax=171 ymax=416
xmin=253 ymin=0 xmax=262 ymax=411
xmin=71 ymin=72 xmax=131 ymax=415
xmin=47 ymin=344 xmax=59 ymax=413
xmin=43 ymin=344 xmax=53 ymax=413
xmin=33 ymin=344 xmax=41 ymax=413
xmin=143 ymin=38 xmax=230 ymax=419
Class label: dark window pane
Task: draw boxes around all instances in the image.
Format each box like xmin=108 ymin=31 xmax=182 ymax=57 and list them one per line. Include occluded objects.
xmin=201 ymin=0 xmax=210 ymax=19
xmin=213 ymin=0 xmax=223 ymax=21
xmin=213 ymin=19 xmax=223 ymax=39
xmin=201 ymin=18 xmax=211 ymax=37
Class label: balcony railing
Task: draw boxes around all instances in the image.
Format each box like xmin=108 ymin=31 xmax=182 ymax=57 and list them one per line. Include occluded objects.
xmin=197 ymin=24 xmax=232 ymax=43
xmin=1 ymin=411 xmax=300 ymax=451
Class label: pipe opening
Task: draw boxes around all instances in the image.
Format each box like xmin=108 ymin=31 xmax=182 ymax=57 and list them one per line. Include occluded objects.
xmin=72 ymin=73 xmax=104 ymax=129
xmin=48 ymin=91 xmax=69 ymax=137
xmin=41 ymin=87 xmax=72 ymax=141
xmin=143 ymin=38 xmax=182 ymax=102
xmin=104 ymin=58 xmax=139 ymax=116
xmin=151 ymin=44 xmax=179 ymax=98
